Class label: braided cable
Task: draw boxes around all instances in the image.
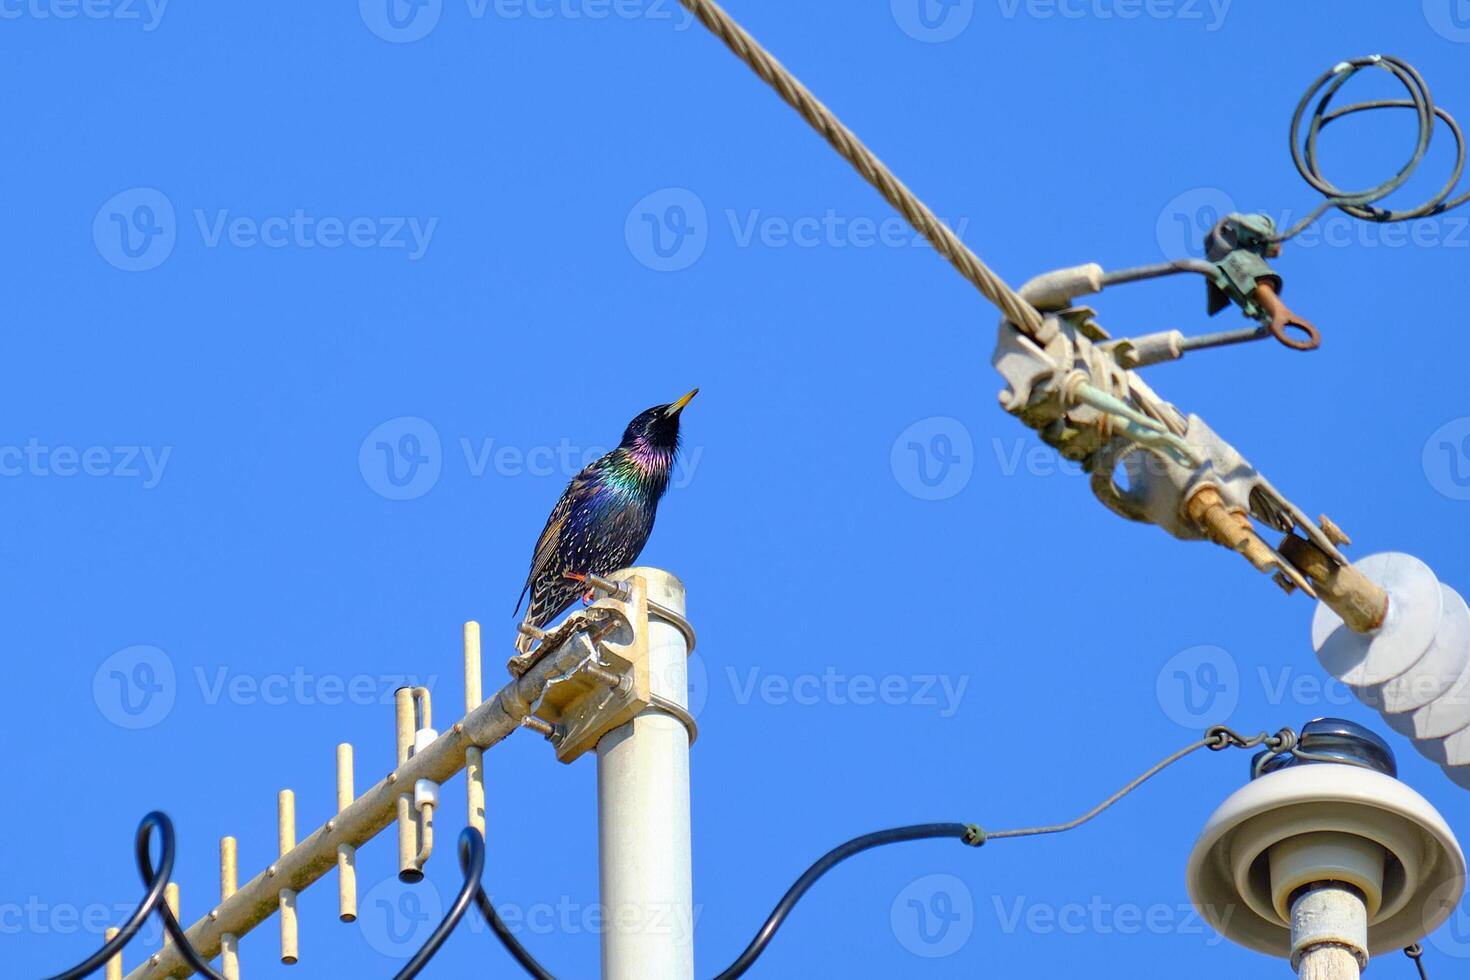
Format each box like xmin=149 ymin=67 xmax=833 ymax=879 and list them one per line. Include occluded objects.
xmin=674 ymin=0 xmax=1044 ymax=336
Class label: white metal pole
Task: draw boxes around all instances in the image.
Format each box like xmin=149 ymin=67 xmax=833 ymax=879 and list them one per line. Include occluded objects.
xmin=597 ymin=568 xmax=695 ymax=980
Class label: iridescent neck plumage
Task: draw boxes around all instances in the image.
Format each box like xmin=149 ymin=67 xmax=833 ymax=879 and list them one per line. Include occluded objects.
xmin=609 ymin=437 xmax=676 ymax=497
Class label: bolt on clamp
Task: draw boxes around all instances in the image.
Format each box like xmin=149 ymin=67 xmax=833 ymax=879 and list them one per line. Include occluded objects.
xmin=993 ymin=225 xmax=1360 ymax=606
xmin=507 ymin=570 xmax=698 ymax=764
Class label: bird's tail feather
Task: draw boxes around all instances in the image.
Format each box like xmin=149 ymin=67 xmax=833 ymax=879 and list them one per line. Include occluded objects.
xmin=525 ymin=581 xmax=580 ymax=632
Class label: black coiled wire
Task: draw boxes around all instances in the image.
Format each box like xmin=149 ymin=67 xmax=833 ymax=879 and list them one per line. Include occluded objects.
xmin=44 ymin=813 xmax=225 ymax=980
xmin=44 ymin=775 xmax=1437 ymax=979
xmin=1276 ymin=54 xmax=1469 ymax=242
xmin=42 ymin=813 xmax=974 ymax=980
xmin=44 ymin=813 xmax=488 ymax=980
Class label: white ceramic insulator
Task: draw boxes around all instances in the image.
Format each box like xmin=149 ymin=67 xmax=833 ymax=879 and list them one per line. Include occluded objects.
xmin=1311 ymin=552 xmax=1470 ymax=787
xmin=1016 ymin=262 xmax=1104 ymax=311
xmin=408 ymin=726 xmax=442 ymax=808
xmin=414 ymin=778 xmax=439 ymax=809
xmin=1383 ymin=587 xmax=1470 ymax=742
xmin=1187 ymin=763 xmax=1464 ymax=958
xmin=1368 ymin=585 xmax=1469 ymax=715
xmin=1123 ymin=330 xmax=1186 ymax=367
xmin=1271 ymin=833 xmax=1384 ymax=923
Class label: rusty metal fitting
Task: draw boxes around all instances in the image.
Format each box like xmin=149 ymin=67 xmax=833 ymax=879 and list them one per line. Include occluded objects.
xmin=1253 ymin=281 xmax=1321 ymax=351
xmin=1187 ymin=486 xmax=1316 ymax=596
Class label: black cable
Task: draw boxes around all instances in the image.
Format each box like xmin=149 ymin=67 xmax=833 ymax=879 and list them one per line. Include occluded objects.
xmin=44 ymin=814 xmax=487 ymax=980
xmin=46 ymin=734 xmax=1252 ymax=977
xmin=477 ymin=734 xmax=1277 ymax=978
xmin=1278 ymin=55 xmax=1469 ymax=242
xmin=711 ymin=823 xmax=976 ymax=980
xmin=44 ymin=812 xmax=225 ymax=980
xmin=459 ymin=837 xmax=557 ymax=980
xmin=472 ymin=822 xmax=978 ymax=980
xmin=394 ymin=828 xmax=487 ymax=980
xmin=44 ymin=813 xmax=173 ymax=980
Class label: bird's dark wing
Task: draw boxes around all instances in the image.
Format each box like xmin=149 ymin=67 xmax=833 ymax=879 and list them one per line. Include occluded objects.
xmin=514 ymin=468 xmax=604 ymax=616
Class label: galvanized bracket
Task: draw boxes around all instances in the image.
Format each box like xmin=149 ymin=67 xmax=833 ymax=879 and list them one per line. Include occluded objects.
xmin=508 ymin=572 xmax=696 ymax=764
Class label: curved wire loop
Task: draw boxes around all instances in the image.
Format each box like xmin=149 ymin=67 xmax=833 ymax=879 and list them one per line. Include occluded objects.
xmin=482 ymin=726 xmax=1297 ymax=979
xmin=1278 ymin=54 xmax=1469 ymax=242
xmin=45 ymin=811 xmax=225 ymax=980
xmin=394 ymin=828 xmax=487 ymax=980
xmin=710 ymin=823 xmax=975 ymax=980
xmin=46 ymin=818 xmax=492 ymax=980
xmin=460 ymin=835 xmax=557 ymax=980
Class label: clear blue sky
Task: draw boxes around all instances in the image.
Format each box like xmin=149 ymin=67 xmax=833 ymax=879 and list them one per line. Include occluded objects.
xmin=5 ymin=2 xmax=1470 ymax=977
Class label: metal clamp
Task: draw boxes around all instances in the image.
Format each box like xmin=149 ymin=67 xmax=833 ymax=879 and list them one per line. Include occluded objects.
xmin=579 ymin=571 xmax=698 ymax=655
xmin=999 ymin=266 xmax=1350 ymax=603
xmin=649 ymin=693 xmax=699 ymax=747
xmin=513 ymin=572 xmax=698 ymax=763
xmin=1205 ymin=213 xmax=1321 ymax=351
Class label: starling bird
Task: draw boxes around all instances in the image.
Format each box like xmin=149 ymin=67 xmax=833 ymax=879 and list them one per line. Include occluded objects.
xmin=515 ymin=389 xmax=697 ymax=631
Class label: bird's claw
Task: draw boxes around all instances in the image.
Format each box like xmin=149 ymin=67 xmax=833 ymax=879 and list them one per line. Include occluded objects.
xmin=562 ymin=571 xmax=598 ymax=606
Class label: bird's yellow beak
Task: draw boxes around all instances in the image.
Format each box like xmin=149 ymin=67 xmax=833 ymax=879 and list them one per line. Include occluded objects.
xmin=666 ymin=388 xmax=699 ymax=416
